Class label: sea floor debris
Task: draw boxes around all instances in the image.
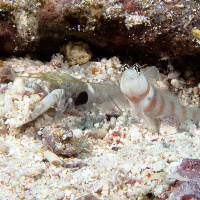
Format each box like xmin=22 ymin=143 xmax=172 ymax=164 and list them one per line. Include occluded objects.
xmin=1 ymin=54 xmax=200 ymax=199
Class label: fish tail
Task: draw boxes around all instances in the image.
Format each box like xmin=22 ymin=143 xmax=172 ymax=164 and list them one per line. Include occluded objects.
xmin=163 ymin=100 xmax=200 ymax=123
xmin=177 ymin=104 xmax=200 ymax=123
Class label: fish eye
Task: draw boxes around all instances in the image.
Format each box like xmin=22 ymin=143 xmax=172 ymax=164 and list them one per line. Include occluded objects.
xmin=132 ymin=63 xmax=141 ymax=73
xmin=121 ymin=64 xmax=131 ymax=72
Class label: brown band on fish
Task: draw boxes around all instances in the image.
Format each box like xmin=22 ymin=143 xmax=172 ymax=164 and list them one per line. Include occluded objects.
xmin=139 ymin=83 xmax=150 ymax=98
xmin=182 ymin=106 xmax=187 ymax=121
xmin=170 ymin=102 xmax=175 ymax=115
xmin=144 ymin=89 xmax=157 ymax=113
xmin=156 ymin=96 xmax=165 ymax=117
xmin=129 ymin=83 xmax=150 ymax=104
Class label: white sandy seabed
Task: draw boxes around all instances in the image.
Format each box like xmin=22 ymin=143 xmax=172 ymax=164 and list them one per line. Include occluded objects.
xmin=0 ymin=54 xmax=200 ymax=200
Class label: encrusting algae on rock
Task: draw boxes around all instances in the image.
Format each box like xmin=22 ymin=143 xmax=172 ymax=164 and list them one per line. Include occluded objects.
xmin=192 ymin=28 xmax=200 ymax=40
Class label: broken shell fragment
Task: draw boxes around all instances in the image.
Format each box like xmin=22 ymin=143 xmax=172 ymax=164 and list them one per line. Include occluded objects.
xmin=43 ymin=150 xmax=62 ymax=167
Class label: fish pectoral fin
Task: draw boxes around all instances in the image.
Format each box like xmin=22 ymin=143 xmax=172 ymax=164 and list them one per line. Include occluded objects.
xmin=141 ymin=113 xmax=159 ymax=133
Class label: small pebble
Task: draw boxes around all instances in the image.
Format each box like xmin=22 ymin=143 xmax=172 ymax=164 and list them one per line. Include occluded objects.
xmin=91 ymin=128 xmax=107 ymax=139
xmin=110 ymin=117 xmax=116 ymax=126
xmin=12 ymin=77 xmax=25 ymax=93
xmin=60 ymin=41 xmax=92 ymax=66
xmin=171 ymin=79 xmax=182 ymax=89
xmin=187 ymin=88 xmax=193 ymax=94
xmin=101 ymin=58 xmax=107 ymax=67
xmin=76 ymin=194 xmax=98 ymax=200
xmin=64 ymin=189 xmax=72 ymax=197
xmin=102 ymin=123 xmax=110 ymax=130
xmin=23 ymin=166 xmax=43 ymax=177
xmin=72 ymin=129 xmax=83 ymax=138
xmin=106 ymin=59 xmax=114 ymax=68
xmin=94 ymin=123 xmax=100 ymax=128
xmin=117 ymin=115 xmax=128 ymax=122
xmin=30 ymin=94 xmax=42 ymax=104
xmin=111 ymin=146 xmax=121 ymax=151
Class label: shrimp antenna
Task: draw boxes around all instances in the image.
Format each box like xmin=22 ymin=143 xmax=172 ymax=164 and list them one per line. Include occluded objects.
xmin=0 ymin=72 xmax=117 ymax=87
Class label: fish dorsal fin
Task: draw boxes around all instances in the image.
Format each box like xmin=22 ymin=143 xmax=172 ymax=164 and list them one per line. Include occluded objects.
xmin=159 ymin=87 xmax=181 ymax=105
xmin=142 ymin=66 xmax=159 ymax=84
xmin=142 ymin=66 xmax=181 ymax=104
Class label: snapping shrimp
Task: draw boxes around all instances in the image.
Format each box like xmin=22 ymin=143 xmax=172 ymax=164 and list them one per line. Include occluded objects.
xmin=0 ymin=71 xmax=129 ymax=127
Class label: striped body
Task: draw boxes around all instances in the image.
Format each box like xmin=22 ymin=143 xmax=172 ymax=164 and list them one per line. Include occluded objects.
xmin=120 ymin=66 xmax=199 ymax=130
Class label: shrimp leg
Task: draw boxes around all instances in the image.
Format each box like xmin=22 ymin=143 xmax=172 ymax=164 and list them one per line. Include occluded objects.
xmin=54 ymin=98 xmax=74 ymax=121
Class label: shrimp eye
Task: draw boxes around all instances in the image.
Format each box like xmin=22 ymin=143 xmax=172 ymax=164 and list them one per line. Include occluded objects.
xmin=132 ymin=63 xmax=141 ymax=73
xmin=74 ymin=91 xmax=88 ymax=106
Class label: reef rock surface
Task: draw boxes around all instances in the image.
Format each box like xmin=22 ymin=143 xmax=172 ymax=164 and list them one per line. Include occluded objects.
xmin=0 ymin=0 xmax=200 ymax=59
